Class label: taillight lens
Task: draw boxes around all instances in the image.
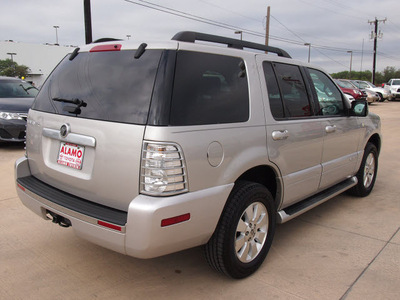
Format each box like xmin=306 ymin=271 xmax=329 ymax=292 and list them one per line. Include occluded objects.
xmin=141 ymin=142 xmax=188 ymax=195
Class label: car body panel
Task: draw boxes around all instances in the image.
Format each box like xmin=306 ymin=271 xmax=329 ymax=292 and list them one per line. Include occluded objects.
xmin=26 ymin=110 xmax=144 ymax=211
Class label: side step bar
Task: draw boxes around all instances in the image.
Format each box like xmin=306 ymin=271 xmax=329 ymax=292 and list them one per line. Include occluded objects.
xmin=277 ymin=176 xmax=358 ymax=224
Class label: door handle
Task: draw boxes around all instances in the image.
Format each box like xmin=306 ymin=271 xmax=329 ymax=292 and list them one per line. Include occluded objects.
xmin=325 ymin=125 xmax=337 ymax=133
xmin=272 ymin=130 xmax=289 ymax=141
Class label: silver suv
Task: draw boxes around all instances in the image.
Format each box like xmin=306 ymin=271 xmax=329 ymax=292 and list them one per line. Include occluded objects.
xmin=15 ymin=32 xmax=381 ymax=278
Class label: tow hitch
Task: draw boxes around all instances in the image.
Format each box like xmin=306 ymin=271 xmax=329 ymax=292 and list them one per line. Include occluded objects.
xmin=46 ymin=210 xmax=72 ymax=228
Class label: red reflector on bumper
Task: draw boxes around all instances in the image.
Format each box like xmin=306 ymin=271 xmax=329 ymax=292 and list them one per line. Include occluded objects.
xmin=161 ymin=213 xmax=190 ymax=227
xmin=98 ymin=220 xmax=122 ymax=231
xmin=17 ymin=183 xmax=25 ymax=191
xmin=90 ymin=44 xmax=122 ymax=52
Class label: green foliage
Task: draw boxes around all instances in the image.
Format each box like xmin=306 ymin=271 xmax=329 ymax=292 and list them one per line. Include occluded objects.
xmin=331 ymin=67 xmax=400 ymax=85
xmin=0 ymin=59 xmax=30 ymax=78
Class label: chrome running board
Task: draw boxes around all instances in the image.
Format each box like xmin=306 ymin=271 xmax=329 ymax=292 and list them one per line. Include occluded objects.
xmin=277 ymin=176 xmax=358 ymax=224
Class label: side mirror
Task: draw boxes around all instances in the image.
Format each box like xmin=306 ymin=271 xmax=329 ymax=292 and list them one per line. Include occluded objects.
xmin=350 ymin=100 xmax=368 ymax=117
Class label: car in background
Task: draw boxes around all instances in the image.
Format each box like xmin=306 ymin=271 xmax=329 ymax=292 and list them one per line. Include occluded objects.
xmin=384 ymin=78 xmax=400 ymax=100
xmin=336 ymin=79 xmax=377 ymax=104
xmin=334 ymin=79 xmax=365 ymax=100
xmin=352 ymin=80 xmax=387 ymax=102
xmin=0 ymin=76 xmax=38 ymax=143
xmin=364 ymin=89 xmax=379 ymax=104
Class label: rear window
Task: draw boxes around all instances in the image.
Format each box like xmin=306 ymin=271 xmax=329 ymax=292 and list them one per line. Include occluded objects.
xmin=32 ymin=49 xmax=162 ymax=125
xmin=169 ymin=51 xmax=249 ymax=125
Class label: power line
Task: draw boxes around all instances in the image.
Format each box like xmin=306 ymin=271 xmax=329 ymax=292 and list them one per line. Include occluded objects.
xmin=122 ymin=0 xmax=395 ymax=70
xmin=124 ymin=0 xmax=305 ymax=45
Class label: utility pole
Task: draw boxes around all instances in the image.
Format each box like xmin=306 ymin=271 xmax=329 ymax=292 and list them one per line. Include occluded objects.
xmin=264 ymin=6 xmax=270 ymax=54
xmin=368 ymin=17 xmax=386 ymax=84
xmin=84 ymin=0 xmax=93 ymax=44
xmin=347 ymin=51 xmax=353 ymax=79
xmin=265 ymin=6 xmax=270 ymax=48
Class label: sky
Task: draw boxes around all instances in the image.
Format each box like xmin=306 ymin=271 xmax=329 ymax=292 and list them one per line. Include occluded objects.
xmin=1 ymin=0 xmax=399 ymax=74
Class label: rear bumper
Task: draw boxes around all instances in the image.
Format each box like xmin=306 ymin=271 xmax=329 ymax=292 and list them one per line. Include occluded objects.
xmin=15 ymin=156 xmax=231 ymax=258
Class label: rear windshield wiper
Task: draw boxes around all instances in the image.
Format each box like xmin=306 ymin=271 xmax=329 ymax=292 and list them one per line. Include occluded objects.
xmin=52 ymin=97 xmax=87 ymax=115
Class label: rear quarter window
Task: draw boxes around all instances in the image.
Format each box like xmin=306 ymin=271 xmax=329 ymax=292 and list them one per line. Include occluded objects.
xmin=169 ymin=51 xmax=249 ymax=125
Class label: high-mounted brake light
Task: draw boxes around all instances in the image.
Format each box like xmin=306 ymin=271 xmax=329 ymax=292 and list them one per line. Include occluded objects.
xmin=90 ymin=44 xmax=122 ymax=52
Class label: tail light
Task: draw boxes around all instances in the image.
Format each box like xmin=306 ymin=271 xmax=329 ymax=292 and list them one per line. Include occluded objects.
xmin=140 ymin=142 xmax=188 ymax=196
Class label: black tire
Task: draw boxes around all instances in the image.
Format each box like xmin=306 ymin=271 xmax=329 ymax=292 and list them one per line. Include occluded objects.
xmin=349 ymin=143 xmax=378 ymax=197
xmin=204 ymin=181 xmax=276 ymax=279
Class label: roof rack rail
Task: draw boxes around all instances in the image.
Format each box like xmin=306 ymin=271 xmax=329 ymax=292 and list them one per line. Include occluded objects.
xmin=172 ymin=31 xmax=291 ymax=58
xmin=92 ymin=38 xmax=122 ymax=43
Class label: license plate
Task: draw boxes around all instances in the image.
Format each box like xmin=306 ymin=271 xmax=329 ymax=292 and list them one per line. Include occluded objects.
xmin=57 ymin=142 xmax=85 ymax=170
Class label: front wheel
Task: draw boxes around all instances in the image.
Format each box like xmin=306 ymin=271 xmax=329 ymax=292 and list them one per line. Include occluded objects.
xmin=349 ymin=143 xmax=378 ymax=197
xmin=204 ymin=181 xmax=276 ymax=278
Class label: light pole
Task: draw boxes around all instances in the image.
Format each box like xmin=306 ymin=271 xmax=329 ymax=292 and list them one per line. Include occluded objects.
xmin=347 ymin=51 xmax=353 ymax=79
xmin=7 ymin=52 xmax=17 ymax=63
xmin=304 ymin=43 xmax=311 ymax=63
xmin=234 ymin=31 xmax=243 ymax=40
xmin=53 ymin=25 xmax=60 ymax=45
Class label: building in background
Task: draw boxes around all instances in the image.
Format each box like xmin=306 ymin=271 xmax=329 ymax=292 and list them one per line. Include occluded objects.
xmin=0 ymin=41 xmax=75 ymax=87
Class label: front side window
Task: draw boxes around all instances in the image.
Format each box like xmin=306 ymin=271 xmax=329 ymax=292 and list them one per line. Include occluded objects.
xmin=308 ymin=69 xmax=344 ymax=116
xmin=170 ymin=51 xmax=249 ymax=125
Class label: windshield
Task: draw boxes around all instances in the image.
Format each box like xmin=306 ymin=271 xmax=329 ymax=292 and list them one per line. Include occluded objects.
xmin=0 ymin=80 xmax=38 ymax=98
xmin=336 ymin=80 xmax=356 ymax=89
xmin=366 ymin=81 xmax=376 ymax=88
xmin=356 ymin=81 xmax=369 ymax=89
xmin=32 ymin=49 xmax=162 ymax=125
xmin=392 ymin=80 xmax=400 ymax=85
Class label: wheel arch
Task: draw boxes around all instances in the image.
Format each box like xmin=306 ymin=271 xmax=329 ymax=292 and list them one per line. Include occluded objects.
xmin=235 ymin=165 xmax=282 ymax=210
xmin=367 ymin=133 xmax=381 ymax=154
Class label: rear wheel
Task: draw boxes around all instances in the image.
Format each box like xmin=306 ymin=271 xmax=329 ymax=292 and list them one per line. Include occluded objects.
xmin=349 ymin=143 xmax=378 ymax=197
xmin=204 ymin=181 xmax=276 ymax=278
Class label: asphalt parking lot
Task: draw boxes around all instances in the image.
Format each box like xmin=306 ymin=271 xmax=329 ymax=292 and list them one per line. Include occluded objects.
xmin=1 ymin=102 xmax=399 ymax=300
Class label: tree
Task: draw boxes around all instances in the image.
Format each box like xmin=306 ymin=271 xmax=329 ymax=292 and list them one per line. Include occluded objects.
xmin=0 ymin=59 xmax=30 ymax=78
xmin=330 ymin=67 xmax=400 ymax=85
xmin=381 ymin=66 xmax=400 ymax=83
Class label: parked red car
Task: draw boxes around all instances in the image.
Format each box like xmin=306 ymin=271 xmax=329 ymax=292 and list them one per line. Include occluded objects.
xmin=334 ymin=79 xmax=366 ymax=100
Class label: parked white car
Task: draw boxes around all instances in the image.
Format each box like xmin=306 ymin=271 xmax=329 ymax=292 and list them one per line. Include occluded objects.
xmin=384 ymin=79 xmax=400 ymax=100
xmin=353 ymin=80 xmax=388 ymax=102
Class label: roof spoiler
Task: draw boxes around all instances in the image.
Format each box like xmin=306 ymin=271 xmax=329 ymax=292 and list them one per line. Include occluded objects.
xmin=172 ymin=31 xmax=291 ymax=58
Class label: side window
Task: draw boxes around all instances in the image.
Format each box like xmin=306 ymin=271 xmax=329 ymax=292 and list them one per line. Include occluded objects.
xmin=273 ymin=63 xmax=312 ymax=118
xmin=263 ymin=62 xmax=284 ymax=119
xmin=307 ymin=68 xmax=344 ymax=116
xmin=170 ymin=51 xmax=249 ymax=125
